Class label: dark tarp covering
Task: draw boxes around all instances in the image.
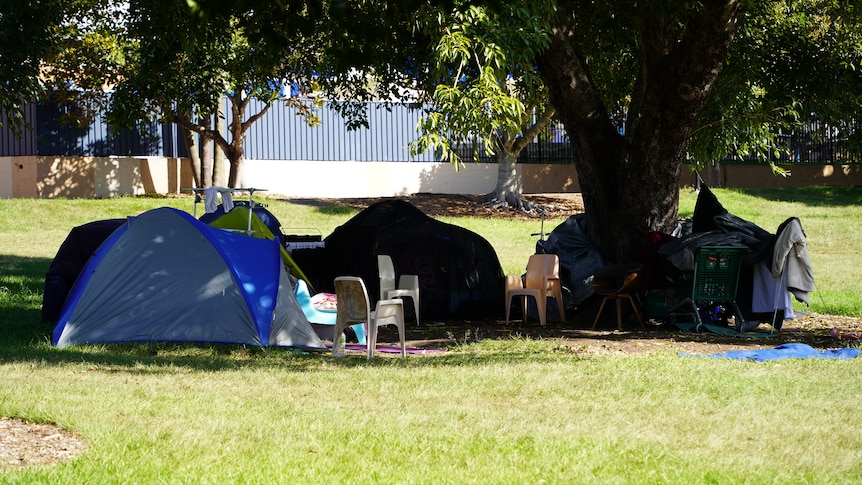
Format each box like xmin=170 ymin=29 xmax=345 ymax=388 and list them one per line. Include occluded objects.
xmin=293 ymin=200 xmax=505 ymax=320
xmin=537 ymin=213 xmax=606 ymax=309
xmin=41 ymin=219 xmax=125 ymax=323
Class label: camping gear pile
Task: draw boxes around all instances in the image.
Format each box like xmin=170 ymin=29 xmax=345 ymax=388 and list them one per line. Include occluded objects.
xmin=653 ymin=187 xmax=814 ymax=332
xmin=43 ymin=192 xmax=505 ymax=349
xmin=43 ymin=186 xmax=812 ymax=347
xmin=537 ymin=186 xmax=813 ymax=333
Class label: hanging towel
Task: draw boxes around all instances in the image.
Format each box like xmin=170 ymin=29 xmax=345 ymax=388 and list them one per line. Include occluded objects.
xmin=204 ymin=187 xmax=219 ymax=213
xmin=221 ymin=189 xmax=234 ymax=212
xmin=772 ymin=218 xmax=814 ymax=305
xmin=751 ymin=261 xmax=794 ymax=318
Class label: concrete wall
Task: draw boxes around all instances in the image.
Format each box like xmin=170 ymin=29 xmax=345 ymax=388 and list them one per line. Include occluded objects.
xmin=241 ymin=160 xmax=498 ymax=197
xmin=696 ymin=163 xmax=862 ymax=188
xmin=2 ymin=156 xmax=861 ymax=199
xmin=94 ymin=157 xmax=184 ymax=197
xmin=0 ymin=157 xmax=15 ymax=198
xmin=522 ymin=164 xmax=581 ymax=193
xmin=0 ymin=156 xmax=185 ymax=199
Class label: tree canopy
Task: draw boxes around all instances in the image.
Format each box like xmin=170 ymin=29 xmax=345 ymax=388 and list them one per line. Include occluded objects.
xmin=410 ymin=2 xmax=556 ymax=210
xmin=0 ymin=0 xmax=70 ymax=133
xmin=6 ymin=0 xmax=861 ymax=261
xmin=533 ymin=0 xmax=861 ymax=261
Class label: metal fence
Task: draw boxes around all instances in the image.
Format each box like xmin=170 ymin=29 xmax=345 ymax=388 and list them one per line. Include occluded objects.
xmin=2 ymin=99 xmax=859 ymax=165
xmin=723 ymin=121 xmax=860 ymax=165
xmin=241 ymin=99 xmax=436 ymax=161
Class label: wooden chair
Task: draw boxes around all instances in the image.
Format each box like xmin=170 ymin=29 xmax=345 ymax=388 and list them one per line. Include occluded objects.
xmin=591 ymin=263 xmax=645 ymax=331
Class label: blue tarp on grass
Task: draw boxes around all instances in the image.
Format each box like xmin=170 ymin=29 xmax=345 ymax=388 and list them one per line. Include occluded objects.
xmin=680 ymin=343 xmax=861 ymax=361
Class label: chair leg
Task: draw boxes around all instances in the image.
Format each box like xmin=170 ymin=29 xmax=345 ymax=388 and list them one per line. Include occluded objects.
xmin=505 ymin=293 xmax=512 ymax=323
xmin=536 ymin=295 xmax=547 ymax=325
xmin=591 ymin=297 xmax=609 ymax=330
xmin=625 ymin=295 xmax=645 ymax=329
xmin=549 ymin=286 xmax=566 ymax=323
xmin=520 ymin=296 xmax=528 ymax=323
xmin=397 ymin=322 xmax=406 ymax=358
xmin=366 ymin=321 xmax=378 ymax=360
xmin=615 ymin=298 xmax=623 ymax=331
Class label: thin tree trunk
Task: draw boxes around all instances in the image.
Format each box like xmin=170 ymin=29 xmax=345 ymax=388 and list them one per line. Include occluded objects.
xmin=180 ymin=126 xmax=201 ymax=188
xmin=493 ymin=149 xmax=521 ymax=202
xmin=481 ymin=108 xmax=556 ymax=212
xmin=213 ymin=102 xmax=227 ymax=187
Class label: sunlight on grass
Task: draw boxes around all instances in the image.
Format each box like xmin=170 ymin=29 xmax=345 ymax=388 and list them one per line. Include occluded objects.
xmin=2 ymin=339 xmax=861 ymax=482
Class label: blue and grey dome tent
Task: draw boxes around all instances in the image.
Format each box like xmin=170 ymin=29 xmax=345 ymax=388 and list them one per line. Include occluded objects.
xmin=52 ymin=207 xmax=325 ymax=350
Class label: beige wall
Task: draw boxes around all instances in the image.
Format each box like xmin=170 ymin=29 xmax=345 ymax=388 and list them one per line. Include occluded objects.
xmin=3 ymin=156 xmax=862 ymax=199
xmin=0 ymin=156 xmax=184 ymax=199
xmin=522 ymin=164 xmax=581 ymax=193
xmin=94 ymin=157 xmax=182 ymax=197
xmin=699 ymin=164 xmax=862 ymax=189
xmin=1 ymin=157 xmax=15 ymax=198
xmin=36 ymin=157 xmax=94 ymax=198
xmin=239 ymin=159 xmax=499 ymax=198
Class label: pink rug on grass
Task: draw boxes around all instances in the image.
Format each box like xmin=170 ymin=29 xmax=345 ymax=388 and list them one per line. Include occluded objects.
xmin=324 ymin=343 xmax=444 ymax=354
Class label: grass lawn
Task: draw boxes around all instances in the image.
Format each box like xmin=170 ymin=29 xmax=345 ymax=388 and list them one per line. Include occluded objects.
xmin=1 ymin=188 xmax=861 ymax=483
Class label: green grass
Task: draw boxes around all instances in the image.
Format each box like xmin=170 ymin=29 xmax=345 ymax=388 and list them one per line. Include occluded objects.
xmin=1 ymin=188 xmax=861 ymax=482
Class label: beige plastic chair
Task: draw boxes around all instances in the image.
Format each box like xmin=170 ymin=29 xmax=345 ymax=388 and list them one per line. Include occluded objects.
xmin=505 ymin=254 xmax=566 ymax=325
xmin=377 ymin=255 xmax=420 ymax=326
xmin=333 ymin=276 xmax=406 ymax=359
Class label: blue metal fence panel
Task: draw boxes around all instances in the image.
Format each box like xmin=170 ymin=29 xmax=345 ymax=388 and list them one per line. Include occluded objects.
xmin=3 ymin=97 xmax=857 ymax=165
xmin=0 ymin=103 xmax=38 ymax=156
xmin=0 ymin=101 xmax=164 ymax=157
xmin=241 ymin=99 xmax=435 ymax=161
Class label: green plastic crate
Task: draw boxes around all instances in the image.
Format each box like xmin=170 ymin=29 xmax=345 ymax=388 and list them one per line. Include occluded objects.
xmin=691 ymin=246 xmax=745 ymax=303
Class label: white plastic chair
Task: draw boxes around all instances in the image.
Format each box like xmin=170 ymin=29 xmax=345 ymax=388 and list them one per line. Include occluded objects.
xmin=333 ymin=276 xmax=406 ymax=359
xmin=505 ymin=254 xmax=566 ymax=325
xmin=377 ymin=255 xmax=420 ymax=326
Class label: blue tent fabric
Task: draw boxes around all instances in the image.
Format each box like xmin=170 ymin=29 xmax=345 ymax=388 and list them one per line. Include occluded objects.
xmin=680 ymin=343 xmax=862 ymax=361
xmin=52 ymin=207 xmax=324 ymax=349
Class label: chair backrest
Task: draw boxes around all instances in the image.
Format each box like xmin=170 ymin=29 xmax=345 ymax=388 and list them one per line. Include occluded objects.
xmin=334 ymin=276 xmax=370 ymax=322
xmin=374 ymin=299 xmax=404 ymax=327
xmin=524 ymin=254 xmax=559 ymax=289
xmin=377 ymin=255 xmax=396 ymax=299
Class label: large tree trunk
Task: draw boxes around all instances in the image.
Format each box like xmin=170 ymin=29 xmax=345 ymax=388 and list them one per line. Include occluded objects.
xmin=539 ymin=0 xmax=739 ymax=263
